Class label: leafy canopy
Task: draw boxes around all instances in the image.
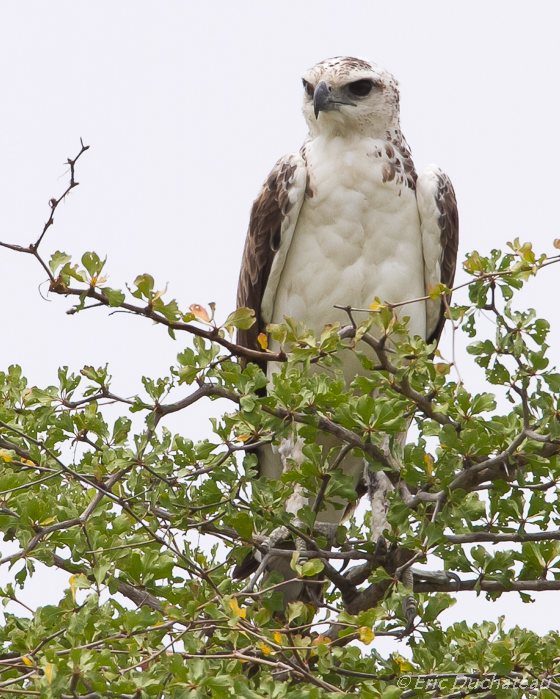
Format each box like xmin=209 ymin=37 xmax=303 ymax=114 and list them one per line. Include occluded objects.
xmin=1 ymin=145 xmax=560 ymax=698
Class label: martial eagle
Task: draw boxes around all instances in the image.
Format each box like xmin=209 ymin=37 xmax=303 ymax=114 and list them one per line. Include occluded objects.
xmin=234 ymin=57 xmax=458 ymax=598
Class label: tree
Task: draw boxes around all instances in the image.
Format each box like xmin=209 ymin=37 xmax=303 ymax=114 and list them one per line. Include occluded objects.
xmin=0 ymin=144 xmax=559 ymax=698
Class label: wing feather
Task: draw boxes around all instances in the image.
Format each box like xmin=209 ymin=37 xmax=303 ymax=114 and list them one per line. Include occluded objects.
xmin=417 ymin=165 xmax=459 ymax=345
xmin=236 ymin=153 xmax=307 ymax=365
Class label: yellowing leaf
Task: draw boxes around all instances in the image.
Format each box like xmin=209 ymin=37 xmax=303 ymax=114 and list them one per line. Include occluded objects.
xmin=189 ymin=304 xmax=210 ymax=323
xmin=312 ymin=633 xmax=331 ymax=646
xmin=424 ymin=453 xmax=434 ymax=477
xmin=68 ymin=573 xmax=89 ymax=601
xmin=0 ymin=451 xmax=12 ymax=463
xmin=45 ymin=662 xmax=53 ymax=684
xmin=257 ymin=333 xmax=268 ymax=350
xmin=369 ymin=300 xmax=382 ymax=312
xmin=434 ymin=363 xmax=450 ymax=375
xmin=359 ymin=626 xmax=375 ymax=645
xmin=228 ymin=598 xmax=246 ymax=618
xmin=273 ymin=631 xmax=283 ymax=645
xmin=428 ymin=283 xmax=448 ymax=300
xmin=259 ymin=642 xmax=272 ymax=655
xmin=39 ymin=516 xmax=57 ymax=526
xmin=21 ymin=656 xmax=33 ymax=667
xmin=69 ymin=574 xmax=78 ymax=603
xmin=22 ymin=459 xmax=35 ymax=466
xmin=237 ymin=433 xmax=252 ymax=443
xmin=394 ymin=654 xmax=414 ymax=672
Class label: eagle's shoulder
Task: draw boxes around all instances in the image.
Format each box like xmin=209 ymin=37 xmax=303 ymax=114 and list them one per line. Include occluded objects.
xmin=387 ymin=129 xmax=418 ymax=191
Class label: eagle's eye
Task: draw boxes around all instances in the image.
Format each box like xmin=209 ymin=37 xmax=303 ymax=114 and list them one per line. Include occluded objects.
xmin=348 ymin=79 xmax=374 ymax=97
xmin=302 ymin=79 xmax=314 ymax=98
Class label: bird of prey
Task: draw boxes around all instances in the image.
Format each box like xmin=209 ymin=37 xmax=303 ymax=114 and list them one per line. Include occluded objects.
xmin=234 ymin=57 xmax=458 ymax=599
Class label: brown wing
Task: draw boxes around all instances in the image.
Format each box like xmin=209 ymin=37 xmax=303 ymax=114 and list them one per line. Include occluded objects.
xmin=427 ymin=171 xmax=459 ymax=346
xmin=236 ymin=153 xmax=306 ymax=367
xmin=418 ymin=166 xmax=459 ymax=346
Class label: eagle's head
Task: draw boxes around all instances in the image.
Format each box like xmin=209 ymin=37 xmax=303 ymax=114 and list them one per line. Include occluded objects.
xmin=301 ymin=57 xmax=401 ymax=138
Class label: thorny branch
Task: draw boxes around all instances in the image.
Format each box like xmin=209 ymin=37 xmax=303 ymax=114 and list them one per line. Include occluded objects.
xmin=0 ymin=140 xmax=90 ymax=281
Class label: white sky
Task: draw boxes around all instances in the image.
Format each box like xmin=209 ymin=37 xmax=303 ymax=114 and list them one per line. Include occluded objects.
xmin=1 ymin=1 xmax=559 ymax=654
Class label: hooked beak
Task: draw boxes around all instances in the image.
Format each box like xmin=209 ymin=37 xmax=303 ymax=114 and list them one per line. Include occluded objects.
xmin=313 ymin=80 xmax=356 ymax=119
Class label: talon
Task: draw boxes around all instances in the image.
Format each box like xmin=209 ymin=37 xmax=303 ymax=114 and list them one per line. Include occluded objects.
xmin=374 ymin=535 xmax=387 ymax=561
xmin=400 ymin=566 xmax=416 ymax=637
xmin=446 ymin=571 xmax=461 ymax=591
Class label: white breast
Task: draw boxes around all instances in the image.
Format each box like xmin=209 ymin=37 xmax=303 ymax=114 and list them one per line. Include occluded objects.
xmin=270 ymin=135 xmax=427 ymax=347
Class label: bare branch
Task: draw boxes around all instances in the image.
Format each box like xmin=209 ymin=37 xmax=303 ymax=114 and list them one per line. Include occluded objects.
xmin=413 ymin=578 xmax=560 ymax=593
xmin=445 ymin=529 xmax=560 ymax=545
xmin=34 ymin=140 xmax=90 ymax=250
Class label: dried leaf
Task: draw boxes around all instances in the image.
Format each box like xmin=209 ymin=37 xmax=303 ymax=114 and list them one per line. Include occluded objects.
xmin=312 ymin=633 xmax=331 ymax=646
xmin=189 ymin=304 xmax=210 ymax=323
xmin=153 ymin=283 xmax=169 ymax=302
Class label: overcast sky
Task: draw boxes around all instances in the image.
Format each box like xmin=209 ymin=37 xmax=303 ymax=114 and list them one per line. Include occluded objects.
xmin=1 ymin=1 xmax=559 ymax=650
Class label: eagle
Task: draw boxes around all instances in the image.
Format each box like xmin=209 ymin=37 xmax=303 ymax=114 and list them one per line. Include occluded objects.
xmin=234 ymin=57 xmax=458 ymax=602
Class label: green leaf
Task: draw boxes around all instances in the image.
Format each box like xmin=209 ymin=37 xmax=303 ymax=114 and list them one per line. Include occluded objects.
xmin=132 ymin=273 xmax=155 ymax=299
xmin=81 ymin=251 xmax=105 ymax=277
xmin=300 ymin=559 xmax=324 ymax=577
xmin=544 ymin=373 xmax=560 ymax=392
xmin=296 ymin=505 xmax=316 ymax=531
xmin=230 ymin=512 xmax=253 ymax=539
xmin=49 ymin=251 xmax=72 ymax=274
xmin=103 ymin=287 xmax=125 ymax=307
xmin=223 ymin=307 xmax=256 ymax=331
xmin=286 ymin=600 xmax=307 ymax=623
xmin=381 ymin=686 xmax=403 ymax=699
